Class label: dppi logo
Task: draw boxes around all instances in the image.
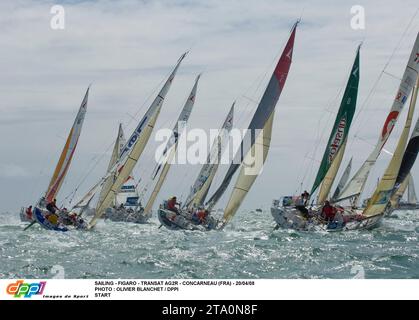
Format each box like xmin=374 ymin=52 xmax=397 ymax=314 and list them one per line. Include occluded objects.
xmin=6 ymin=280 xmax=46 ymax=298
xmin=328 ymin=117 xmax=346 ymax=163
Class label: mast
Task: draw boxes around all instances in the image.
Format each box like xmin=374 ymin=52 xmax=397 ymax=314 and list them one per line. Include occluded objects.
xmin=45 ymin=87 xmax=89 ymax=203
xmin=311 ymin=46 xmax=361 ymax=204
xmin=184 ymin=103 xmax=234 ymax=209
xmin=337 ymin=34 xmax=419 ymax=204
xmin=363 ymin=75 xmax=418 ymax=217
xmin=206 ymin=22 xmax=298 ymax=224
xmin=88 ymin=53 xmax=187 ymax=227
xmin=143 ymin=74 xmax=201 ymax=214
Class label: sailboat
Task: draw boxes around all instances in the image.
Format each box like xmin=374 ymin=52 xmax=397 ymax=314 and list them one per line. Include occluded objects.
xmin=353 ymin=75 xmax=419 ymax=227
xmin=90 ymin=124 xmax=144 ymax=223
xmin=157 ymin=21 xmax=298 ymax=231
xmin=157 ymin=102 xmax=234 ymax=230
xmin=271 ymin=44 xmax=361 ymax=231
xmin=273 ymin=63 xmax=419 ymax=231
xmin=71 ymin=53 xmax=187 ymax=229
xmin=24 ymin=87 xmax=90 ymax=231
xmin=335 ymin=33 xmax=419 ymax=206
xmin=387 ymin=111 xmax=419 ymax=212
xmin=103 ymin=74 xmax=201 ymax=224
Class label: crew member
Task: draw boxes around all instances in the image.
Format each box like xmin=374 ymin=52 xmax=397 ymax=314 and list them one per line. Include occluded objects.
xmin=25 ymin=206 xmax=33 ymax=219
xmin=321 ymin=200 xmax=336 ymax=222
xmin=46 ymin=199 xmax=59 ymax=214
xmin=167 ymin=196 xmax=180 ymax=214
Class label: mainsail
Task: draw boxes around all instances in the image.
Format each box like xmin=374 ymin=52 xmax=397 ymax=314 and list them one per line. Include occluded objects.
xmin=331 ymin=158 xmax=352 ymax=202
xmin=184 ymin=103 xmax=234 ymax=209
xmin=206 ymin=22 xmax=298 ymax=224
xmin=337 ymin=34 xmax=419 ymax=204
xmin=363 ymin=75 xmax=418 ymax=217
xmin=97 ymin=124 xmax=126 ymax=208
xmin=45 ymin=87 xmax=89 ymax=203
xmin=311 ymin=46 xmax=360 ymax=204
xmin=88 ymin=53 xmax=187 ymax=227
xmin=143 ymin=74 xmax=201 ymax=214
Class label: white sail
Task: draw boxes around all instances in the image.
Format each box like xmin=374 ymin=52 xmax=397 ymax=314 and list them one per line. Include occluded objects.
xmin=184 ymin=103 xmax=234 ymax=209
xmin=222 ymin=110 xmax=274 ymax=224
xmin=331 ymin=157 xmax=352 ymax=202
xmin=143 ymin=75 xmax=201 ymax=214
xmin=337 ymin=34 xmax=419 ymax=204
xmin=88 ymin=53 xmax=187 ymax=227
xmin=408 ymin=175 xmax=418 ymax=204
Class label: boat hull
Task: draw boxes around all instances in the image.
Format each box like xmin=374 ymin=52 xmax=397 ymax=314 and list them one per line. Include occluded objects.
xmin=33 ymin=207 xmax=69 ymax=232
xmin=271 ymin=203 xmax=383 ymax=232
xmin=157 ymin=208 xmax=217 ymax=231
xmin=395 ymin=203 xmax=419 ymax=210
xmin=104 ymin=207 xmax=151 ymax=224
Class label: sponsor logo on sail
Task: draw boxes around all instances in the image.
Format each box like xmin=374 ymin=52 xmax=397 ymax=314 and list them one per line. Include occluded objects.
xmin=328 ymin=117 xmax=347 ymax=163
xmin=396 ymin=90 xmax=408 ymax=104
xmin=381 ymin=111 xmax=399 ymax=140
xmin=6 ymin=280 xmax=46 ymax=298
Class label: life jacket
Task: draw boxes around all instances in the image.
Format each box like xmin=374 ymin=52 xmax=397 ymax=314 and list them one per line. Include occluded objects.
xmin=26 ymin=208 xmax=32 ymax=218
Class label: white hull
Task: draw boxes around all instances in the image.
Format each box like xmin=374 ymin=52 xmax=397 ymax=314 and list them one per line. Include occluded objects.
xmin=271 ymin=202 xmax=383 ymax=232
xmin=157 ymin=208 xmax=218 ymax=231
xmin=104 ymin=206 xmax=151 ymax=224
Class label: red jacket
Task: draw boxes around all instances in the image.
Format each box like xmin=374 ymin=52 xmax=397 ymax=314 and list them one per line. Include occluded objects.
xmin=322 ymin=205 xmax=336 ymax=220
xmin=168 ymin=199 xmax=177 ymax=210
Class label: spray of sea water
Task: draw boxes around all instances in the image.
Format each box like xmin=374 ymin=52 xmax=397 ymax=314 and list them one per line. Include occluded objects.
xmin=1 ymin=210 xmax=418 ymax=279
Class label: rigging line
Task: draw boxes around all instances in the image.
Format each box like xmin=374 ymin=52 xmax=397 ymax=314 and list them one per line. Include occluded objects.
xmin=295 ymin=44 xmax=358 ymax=191
xmin=382 ymin=71 xmax=403 ymax=82
xmin=298 ymin=79 xmax=345 ymax=191
xmin=30 ymin=149 xmax=55 ymax=203
xmin=62 ymin=67 xmax=173 ymax=203
xmin=349 ymin=7 xmax=419 ymax=149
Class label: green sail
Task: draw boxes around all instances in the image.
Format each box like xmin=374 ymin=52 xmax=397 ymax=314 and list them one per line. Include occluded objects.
xmin=310 ymin=46 xmax=360 ymax=196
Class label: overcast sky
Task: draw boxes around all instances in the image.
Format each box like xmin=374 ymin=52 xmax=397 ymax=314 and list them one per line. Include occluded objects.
xmin=0 ymin=0 xmax=418 ymax=214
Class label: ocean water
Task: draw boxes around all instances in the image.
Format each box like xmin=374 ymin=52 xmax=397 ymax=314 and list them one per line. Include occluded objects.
xmin=0 ymin=209 xmax=418 ymax=279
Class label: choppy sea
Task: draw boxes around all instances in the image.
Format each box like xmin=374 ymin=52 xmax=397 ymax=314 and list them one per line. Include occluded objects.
xmin=1 ymin=209 xmax=418 ymax=279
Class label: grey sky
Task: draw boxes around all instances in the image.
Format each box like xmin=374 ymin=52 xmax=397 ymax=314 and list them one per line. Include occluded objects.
xmin=0 ymin=0 xmax=418 ymax=214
